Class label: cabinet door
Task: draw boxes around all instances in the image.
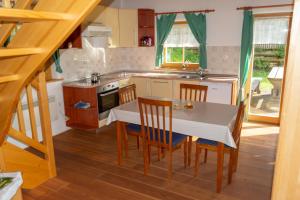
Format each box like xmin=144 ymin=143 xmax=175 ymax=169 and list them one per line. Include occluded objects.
xmin=151 ymin=79 xmax=173 ymax=99
xmin=200 ymin=82 xmax=233 ymax=104
xmin=173 ymin=80 xmax=233 ymax=104
xmin=131 ymin=77 xmax=150 ymax=97
xmin=119 ymin=9 xmax=138 ymax=47
xmin=88 ymin=6 xmax=120 ymax=47
xmin=173 ymin=80 xmax=200 ymax=99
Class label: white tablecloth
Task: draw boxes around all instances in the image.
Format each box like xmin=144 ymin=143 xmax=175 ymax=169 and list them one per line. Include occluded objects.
xmin=0 ymin=172 xmax=23 ymax=200
xmin=107 ymin=98 xmax=238 ymax=148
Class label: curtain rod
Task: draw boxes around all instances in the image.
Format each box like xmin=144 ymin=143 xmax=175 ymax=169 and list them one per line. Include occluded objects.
xmin=237 ymin=3 xmax=294 ymax=10
xmin=155 ymin=9 xmax=215 ymax=16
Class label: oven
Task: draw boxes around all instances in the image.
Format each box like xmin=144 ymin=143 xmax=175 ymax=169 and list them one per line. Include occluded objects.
xmin=97 ymin=81 xmax=119 ymax=119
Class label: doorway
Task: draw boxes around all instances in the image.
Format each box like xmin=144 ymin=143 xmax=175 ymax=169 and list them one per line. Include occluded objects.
xmin=247 ymin=13 xmax=292 ymax=124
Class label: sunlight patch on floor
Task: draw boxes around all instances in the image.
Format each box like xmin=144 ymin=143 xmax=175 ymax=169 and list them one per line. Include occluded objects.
xmin=241 ymin=122 xmax=280 ymax=137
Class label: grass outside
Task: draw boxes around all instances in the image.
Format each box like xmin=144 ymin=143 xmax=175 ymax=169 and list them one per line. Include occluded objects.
xmin=252 ymin=69 xmax=273 ymax=93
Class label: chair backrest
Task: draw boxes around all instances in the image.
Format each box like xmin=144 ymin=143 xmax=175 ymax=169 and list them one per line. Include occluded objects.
xmin=232 ymin=101 xmax=245 ymax=144
xmin=119 ymin=84 xmax=137 ymax=104
xmin=180 ymin=83 xmax=208 ymax=102
xmin=138 ymin=97 xmax=173 ymax=149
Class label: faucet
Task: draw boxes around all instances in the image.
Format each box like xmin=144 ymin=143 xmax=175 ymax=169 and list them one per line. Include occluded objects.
xmin=197 ymin=68 xmax=206 ymax=78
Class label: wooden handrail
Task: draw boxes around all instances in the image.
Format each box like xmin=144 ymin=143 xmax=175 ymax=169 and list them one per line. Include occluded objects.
xmin=0 ymin=74 xmax=19 ymax=83
xmin=237 ymin=3 xmax=294 ymax=10
xmin=155 ymin=9 xmax=215 ymax=16
xmin=0 ymin=8 xmax=75 ymax=22
xmin=0 ymin=48 xmax=44 ymax=58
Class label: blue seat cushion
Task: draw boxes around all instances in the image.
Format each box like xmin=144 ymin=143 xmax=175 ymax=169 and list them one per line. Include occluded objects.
xmin=126 ymin=123 xmax=142 ymax=132
xmin=126 ymin=123 xmax=187 ymax=147
xmin=196 ymin=138 xmax=230 ymax=148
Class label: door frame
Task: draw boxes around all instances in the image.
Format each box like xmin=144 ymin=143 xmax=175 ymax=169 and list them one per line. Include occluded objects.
xmin=246 ymin=12 xmax=293 ymax=125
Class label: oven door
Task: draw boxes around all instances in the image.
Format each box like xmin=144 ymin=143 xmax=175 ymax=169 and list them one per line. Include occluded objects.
xmin=98 ymin=88 xmax=119 ymax=119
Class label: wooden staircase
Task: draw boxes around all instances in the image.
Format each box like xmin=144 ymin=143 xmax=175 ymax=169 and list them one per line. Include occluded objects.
xmin=0 ymin=0 xmax=101 ymax=189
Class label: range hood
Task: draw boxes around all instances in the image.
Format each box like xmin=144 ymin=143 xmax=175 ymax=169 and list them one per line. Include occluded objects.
xmin=82 ymin=23 xmax=112 ymax=47
xmin=82 ymin=23 xmax=112 ymax=37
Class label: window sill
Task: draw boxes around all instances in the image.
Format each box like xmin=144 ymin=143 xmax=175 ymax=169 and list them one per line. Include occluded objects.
xmin=160 ymin=64 xmax=200 ymax=71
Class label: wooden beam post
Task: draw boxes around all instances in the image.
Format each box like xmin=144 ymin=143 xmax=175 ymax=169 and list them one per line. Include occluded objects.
xmin=272 ymin=0 xmax=300 ymax=199
xmin=36 ymin=72 xmax=56 ymax=177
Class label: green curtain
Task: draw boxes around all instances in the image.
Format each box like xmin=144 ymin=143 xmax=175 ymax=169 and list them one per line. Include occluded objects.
xmin=52 ymin=49 xmax=63 ymax=73
xmin=238 ymin=10 xmax=254 ymax=103
xmin=155 ymin=14 xmax=176 ymax=66
xmin=184 ymin=13 xmax=207 ymax=69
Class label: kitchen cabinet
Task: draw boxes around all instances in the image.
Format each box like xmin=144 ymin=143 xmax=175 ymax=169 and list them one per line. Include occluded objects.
xmin=63 ymin=86 xmax=99 ymax=129
xmin=151 ymin=79 xmax=173 ymax=98
xmin=119 ymin=9 xmax=138 ymax=47
xmin=88 ymin=6 xmax=120 ymax=47
xmin=130 ymin=77 xmax=151 ymax=97
xmin=173 ymin=80 xmax=236 ymax=105
xmin=60 ymin=25 xmax=82 ymax=49
xmin=87 ymin=6 xmax=139 ymax=48
xmin=138 ymin=9 xmax=155 ymax=47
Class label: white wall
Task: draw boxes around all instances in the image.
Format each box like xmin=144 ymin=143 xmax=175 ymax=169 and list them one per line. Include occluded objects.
xmin=121 ymin=0 xmax=293 ymax=46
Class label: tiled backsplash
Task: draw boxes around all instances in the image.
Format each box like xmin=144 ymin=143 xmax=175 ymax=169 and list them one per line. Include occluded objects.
xmin=53 ymin=39 xmax=240 ymax=81
xmin=207 ymin=46 xmax=240 ymax=75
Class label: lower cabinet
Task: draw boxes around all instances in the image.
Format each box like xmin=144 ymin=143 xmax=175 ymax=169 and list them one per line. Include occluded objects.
xmin=130 ymin=77 xmax=236 ymax=105
xmin=131 ymin=77 xmax=151 ymax=97
xmin=173 ymin=80 xmax=235 ymax=105
xmin=150 ymin=79 xmax=173 ymax=98
xmin=63 ymin=86 xmax=99 ymax=129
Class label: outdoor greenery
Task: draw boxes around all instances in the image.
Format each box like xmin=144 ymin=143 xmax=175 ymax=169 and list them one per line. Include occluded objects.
xmin=166 ymin=47 xmax=199 ymax=64
xmin=253 ymin=46 xmax=286 ymax=92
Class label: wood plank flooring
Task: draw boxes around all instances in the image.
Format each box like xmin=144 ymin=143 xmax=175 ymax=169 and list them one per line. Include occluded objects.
xmin=23 ymin=122 xmax=278 ymax=200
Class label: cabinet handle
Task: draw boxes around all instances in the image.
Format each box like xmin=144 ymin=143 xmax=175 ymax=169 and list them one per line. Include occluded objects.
xmin=211 ymin=88 xmax=218 ymax=90
xmin=153 ymin=81 xmax=169 ymax=84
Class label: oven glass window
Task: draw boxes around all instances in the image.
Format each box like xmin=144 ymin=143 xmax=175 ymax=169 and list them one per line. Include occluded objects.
xmin=98 ymin=90 xmax=119 ymax=113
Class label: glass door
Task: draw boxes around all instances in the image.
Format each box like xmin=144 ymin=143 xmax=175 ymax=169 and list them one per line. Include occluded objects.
xmin=248 ymin=14 xmax=291 ymax=123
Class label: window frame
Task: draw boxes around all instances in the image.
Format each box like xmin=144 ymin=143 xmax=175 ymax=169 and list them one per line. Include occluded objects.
xmin=161 ymin=21 xmax=200 ymax=70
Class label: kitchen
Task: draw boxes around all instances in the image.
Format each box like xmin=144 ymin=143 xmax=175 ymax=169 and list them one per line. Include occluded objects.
xmin=1 ymin=0 xmax=299 ymax=199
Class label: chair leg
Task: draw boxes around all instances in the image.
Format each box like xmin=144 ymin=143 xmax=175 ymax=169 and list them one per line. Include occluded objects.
xmin=168 ymin=150 xmax=173 ymax=180
xmin=136 ymin=136 xmax=140 ymax=150
xmin=188 ymin=136 xmax=192 ymax=167
xmin=184 ymin=139 xmax=188 ymax=168
xmin=194 ymin=145 xmax=201 ymax=177
xmin=204 ymin=149 xmax=208 ymax=163
xmin=157 ymin=145 xmax=161 ymax=161
xmin=233 ymin=143 xmax=240 ymax=172
xmin=148 ymin=144 xmax=151 ymax=165
xmin=217 ymin=143 xmax=224 ymax=193
xmin=228 ymin=150 xmax=234 ymax=184
xmin=143 ymin=138 xmax=148 ymax=175
xmin=122 ymin=124 xmax=129 ymax=158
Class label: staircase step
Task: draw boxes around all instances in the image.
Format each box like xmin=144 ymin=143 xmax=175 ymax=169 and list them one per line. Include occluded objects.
xmin=1 ymin=142 xmax=51 ymax=189
xmin=0 ymin=48 xmax=44 ymax=58
xmin=0 ymin=74 xmax=19 ymax=83
xmin=0 ymin=8 xmax=74 ymax=22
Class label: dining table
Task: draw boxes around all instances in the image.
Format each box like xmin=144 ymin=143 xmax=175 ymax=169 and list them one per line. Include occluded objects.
xmin=107 ymin=97 xmax=238 ymax=171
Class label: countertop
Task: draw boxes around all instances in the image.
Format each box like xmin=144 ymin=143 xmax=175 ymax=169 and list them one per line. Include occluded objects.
xmin=63 ymin=70 xmax=238 ymax=89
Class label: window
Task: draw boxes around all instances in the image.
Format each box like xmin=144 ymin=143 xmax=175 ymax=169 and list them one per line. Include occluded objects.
xmin=163 ymin=22 xmax=199 ymax=68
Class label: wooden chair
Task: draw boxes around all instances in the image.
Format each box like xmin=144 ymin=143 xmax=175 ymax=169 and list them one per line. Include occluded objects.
xmin=194 ymin=102 xmax=245 ymax=193
xmin=137 ymin=97 xmax=188 ymax=178
xmin=180 ymin=83 xmax=208 ymax=166
xmin=118 ymin=84 xmax=141 ymax=157
xmin=119 ymin=84 xmax=137 ymax=104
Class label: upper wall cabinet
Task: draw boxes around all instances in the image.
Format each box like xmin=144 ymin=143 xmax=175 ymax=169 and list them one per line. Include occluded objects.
xmin=87 ymin=6 xmax=120 ymax=47
xmin=86 ymin=6 xmax=139 ymax=48
xmin=138 ymin=9 xmax=155 ymax=47
xmin=61 ymin=25 xmax=82 ymax=49
xmin=119 ymin=9 xmax=138 ymax=47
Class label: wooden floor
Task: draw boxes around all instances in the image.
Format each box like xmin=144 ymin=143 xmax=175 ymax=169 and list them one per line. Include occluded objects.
xmin=23 ymin=122 xmax=279 ymax=200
